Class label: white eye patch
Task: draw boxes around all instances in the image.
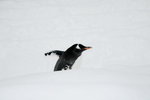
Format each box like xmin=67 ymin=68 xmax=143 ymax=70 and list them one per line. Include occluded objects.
xmin=76 ymin=44 xmax=81 ymax=49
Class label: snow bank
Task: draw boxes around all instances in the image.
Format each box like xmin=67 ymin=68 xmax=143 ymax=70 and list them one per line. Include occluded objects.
xmin=0 ymin=67 xmax=150 ymax=100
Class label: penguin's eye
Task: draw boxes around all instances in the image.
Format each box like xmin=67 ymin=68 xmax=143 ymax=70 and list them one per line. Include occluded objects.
xmin=76 ymin=45 xmax=81 ymax=50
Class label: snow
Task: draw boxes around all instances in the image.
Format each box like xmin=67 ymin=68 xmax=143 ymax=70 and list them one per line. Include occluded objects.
xmin=0 ymin=68 xmax=150 ymax=100
xmin=0 ymin=0 xmax=150 ymax=100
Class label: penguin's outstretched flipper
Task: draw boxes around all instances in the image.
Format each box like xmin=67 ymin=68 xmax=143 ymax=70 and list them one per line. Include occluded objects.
xmin=45 ymin=50 xmax=64 ymax=57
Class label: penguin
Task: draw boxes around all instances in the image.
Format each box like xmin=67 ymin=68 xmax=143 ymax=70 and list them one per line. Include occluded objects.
xmin=45 ymin=44 xmax=92 ymax=71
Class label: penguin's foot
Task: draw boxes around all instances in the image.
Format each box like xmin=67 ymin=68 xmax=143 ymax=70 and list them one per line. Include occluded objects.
xmin=69 ymin=66 xmax=72 ymax=70
xmin=64 ymin=66 xmax=68 ymax=70
xmin=64 ymin=65 xmax=71 ymax=70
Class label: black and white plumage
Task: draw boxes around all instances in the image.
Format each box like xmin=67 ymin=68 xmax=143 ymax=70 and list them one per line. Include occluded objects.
xmin=45 ymin=44 xmax=92 ymax=71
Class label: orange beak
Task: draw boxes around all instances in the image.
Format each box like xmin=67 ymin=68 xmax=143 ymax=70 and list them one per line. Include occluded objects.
xmin=83 ymin=47 xmax=92 ymax=50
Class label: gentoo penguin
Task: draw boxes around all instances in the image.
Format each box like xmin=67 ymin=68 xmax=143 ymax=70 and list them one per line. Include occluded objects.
xmin=45 ymin=44 xmax=92 ymax=71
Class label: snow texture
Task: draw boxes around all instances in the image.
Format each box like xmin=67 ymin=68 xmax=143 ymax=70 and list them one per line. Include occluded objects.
xmin=0 ymin=0 xmax=150 ymax=100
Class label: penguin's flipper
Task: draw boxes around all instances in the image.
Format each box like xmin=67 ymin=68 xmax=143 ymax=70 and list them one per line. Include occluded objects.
xmin=45 ymin=50 xmax=64 ymax=57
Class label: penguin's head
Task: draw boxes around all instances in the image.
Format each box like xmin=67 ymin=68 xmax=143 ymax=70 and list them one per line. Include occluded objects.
xmin=66 ymin=44 xmax=92 ymax=57
xmin=75 ymin=44 xmax=92 ymax=52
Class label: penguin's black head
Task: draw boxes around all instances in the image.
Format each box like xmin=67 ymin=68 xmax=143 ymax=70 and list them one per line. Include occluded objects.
xmin=75 ymin=44 xmax=92 ymax=53
xmin=78 ymin=44 xmax=92 ymax=51
xmin=66 ymin=44 xmax=92 ymax=58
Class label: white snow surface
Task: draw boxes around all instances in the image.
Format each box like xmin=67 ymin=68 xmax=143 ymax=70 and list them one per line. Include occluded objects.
xmin=0 ymin=0 xmax=150 ymax=100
